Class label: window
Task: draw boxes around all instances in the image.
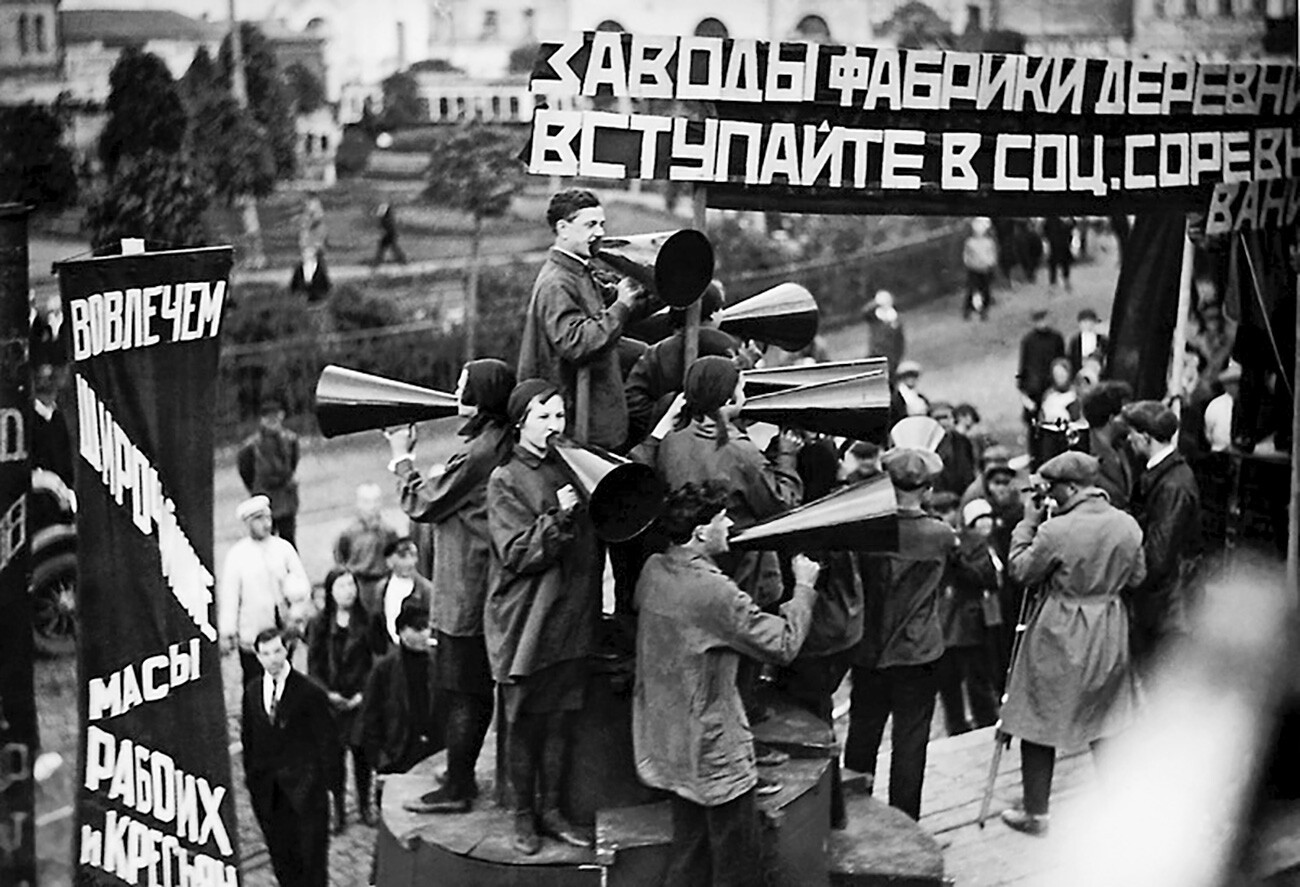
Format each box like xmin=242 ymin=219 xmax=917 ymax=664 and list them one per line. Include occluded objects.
xmin=17 ymin=13 xmax=27 ymax=55
xmin=522 ymin=7 xmax=535 ymax=38
xmin=794 ymin=14 xmax=832 ymax=42
xmin=1218 ymin=0 xmax=1233 ymax=15
xmin=482 ymin=9 xmax=498 ymax=39
xmin=596 ymin=19 xmax=625 ymax=32
xmin=1153 ymin=0 xmax=1166 ymax=18
xmin=509 ymin=95 xmax=520 ymax=117
xmin=1185 ymin=0 xmax=1198 ymax=17
xmin=33 ymin=14 xmax=45 ymax=52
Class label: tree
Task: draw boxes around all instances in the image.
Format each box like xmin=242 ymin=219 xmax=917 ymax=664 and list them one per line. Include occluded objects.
xmin=284 ymin=62 xmax=326 ymax=114
xmin=83 ymin=149 xmax=209 ymax=251
xmin=183 ymin=46 xmax=278 ymax=202
xmin=0 ymin=101 xmax=78 ymax=212
xmin=218 ymin=23 xmax=296 ymax=178
xmin=423 ymin=123 xmax=525 ymax=358
xmin=508 ymin=42 xmax=541 ymax=74
xmin=98 ymin=47 xmax=188 ymax=176
xmin=379 ymin=70 xmax=425 ymax=128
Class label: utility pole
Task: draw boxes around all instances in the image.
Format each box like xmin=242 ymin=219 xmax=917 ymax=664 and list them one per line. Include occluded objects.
xmin=228 ymin=0 xmax=267 ymax=269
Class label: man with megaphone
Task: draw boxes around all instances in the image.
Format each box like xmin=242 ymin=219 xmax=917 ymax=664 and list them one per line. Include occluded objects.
xmin=518 ymin=189 xmax=650 ymax=451
xmin=483 ymin=379 xmax=602 ymax=855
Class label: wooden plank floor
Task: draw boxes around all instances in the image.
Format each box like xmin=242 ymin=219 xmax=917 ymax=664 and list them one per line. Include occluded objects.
xmin=831 ymin=716 xmax=1096 ymax=886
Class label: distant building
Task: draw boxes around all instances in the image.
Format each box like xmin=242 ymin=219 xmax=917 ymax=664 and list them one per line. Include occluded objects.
xmin=989 ymin=0 xmax=1131 ymax=55
xmin=60 ymin=8 xmax=224 ymax=102
xmin=0 ymin=0 xmax=64 ymax=103
xmin=1132 ymin=0 xmax=1296 ymax=58
xmin=295 ymin=105 xmax=338 ymax=183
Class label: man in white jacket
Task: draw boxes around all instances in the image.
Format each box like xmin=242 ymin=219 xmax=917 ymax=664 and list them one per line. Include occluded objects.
xmin=219 ymin=495 xmax=311 ymax=684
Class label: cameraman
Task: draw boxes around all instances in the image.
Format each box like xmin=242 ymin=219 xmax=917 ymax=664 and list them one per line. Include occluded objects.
xmin=998 ymin=452 xmax=1146 ymax=836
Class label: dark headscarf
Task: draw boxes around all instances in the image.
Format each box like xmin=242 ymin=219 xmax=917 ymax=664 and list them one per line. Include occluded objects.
xmin=506 ymin=378 xmax=561 ymax=428
xmin=679 ymin=355 xmax=741 ymax=447
xmin=459 ymin=358 xmax=516 ymax=438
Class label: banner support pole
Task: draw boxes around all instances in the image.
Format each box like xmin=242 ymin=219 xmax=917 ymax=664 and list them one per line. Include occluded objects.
xmin=1167 ymin=222 xmax=1196 ymax=403
xmin=1287 ymin=230 xmax=1300 ymax=597
xmin=683 ymin=186 xmax=706 ymax=384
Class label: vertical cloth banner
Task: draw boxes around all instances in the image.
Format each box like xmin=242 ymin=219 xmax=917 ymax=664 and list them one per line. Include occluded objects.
xmin=0 ymin=205 xmax=36 ymax=887
xmin=57 ymin=247 xmax=240 ymax=887
xmin=1105 ymin=214 xmax=1189 ymax=401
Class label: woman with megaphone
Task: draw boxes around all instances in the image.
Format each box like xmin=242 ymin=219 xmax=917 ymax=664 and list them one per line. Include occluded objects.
xmin=483 ymin=379 xmax=602 ymax=855
xmin=385 ymin=358 xmax=515 ymax=817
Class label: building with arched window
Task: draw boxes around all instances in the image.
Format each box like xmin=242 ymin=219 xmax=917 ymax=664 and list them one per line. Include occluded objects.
xmin=1 ymin=0 xmax=62 ymax=101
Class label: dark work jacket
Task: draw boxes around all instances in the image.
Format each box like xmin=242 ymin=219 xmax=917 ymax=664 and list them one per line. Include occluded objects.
xmin=855 ymin=507 xmax=957 ymax=670
xmin=359 ymin=645 xmax=443 ymax=773
xmin=1067 ymin=332 xmax=1109 ymax=373
xmin=306 ymin=612 xmax=373 ymax=745
xmin=518 ymin=249 xmax=644 ymax=450
xmin=1131 ymin=451 xmax=1203 ymax=640
xmin=367 ymin=573 xmax=435 ymax=655
xmin=241 ymin=669 xmax=338 ymax=812
xmin=484 ymin=445 xmax=601 ymax=682
xmin=624 ymin=328 xmax=740 ymax=445
xmin=798 ymin=550 xmax=865 ymax=658
xmin=1090 ymin=426 xmax=1134 ymax=512
xmin=935 ymin=431 xmax=977 ymax=497
xmin=1017 ymin=328 xmax=1066 ymax=402
xmin=399 ymin=423 xmax=512 ymax=637
xmin=237 ymin=427 xmax=300 ymax=518
xmin=942 ymin=535 xmax=999 ymax=648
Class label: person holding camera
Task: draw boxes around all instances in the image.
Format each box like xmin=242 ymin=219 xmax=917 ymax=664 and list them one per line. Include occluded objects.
xmin=998 ymin=452 xmax=1146 ymax=836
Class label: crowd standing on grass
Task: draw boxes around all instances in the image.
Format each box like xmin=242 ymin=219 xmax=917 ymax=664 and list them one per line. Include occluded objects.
xmin=214 ymin=197 xmax=1240 ymax=884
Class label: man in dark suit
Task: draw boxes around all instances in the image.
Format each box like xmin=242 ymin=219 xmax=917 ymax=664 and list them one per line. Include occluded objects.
xmin=241 ymin=627 xmax=336 ymax=887
xmin=1067 ymin=309 xmax=1109 ymax=375
xmin=361 ymin=601 xmax=443 ymax=787
xmin=1017 ymin=309 xmax=1066 ymax=466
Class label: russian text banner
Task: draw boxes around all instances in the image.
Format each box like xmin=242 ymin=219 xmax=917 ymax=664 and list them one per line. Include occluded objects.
xmin=59 ymin=247 xmax=239 ymax=887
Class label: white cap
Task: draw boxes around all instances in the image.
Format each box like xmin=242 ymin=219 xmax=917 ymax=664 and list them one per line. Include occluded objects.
xmin=236 ymin=495 xmax=272 ymax=522
xmin=962 ymin=498 xmax=993 ymax=527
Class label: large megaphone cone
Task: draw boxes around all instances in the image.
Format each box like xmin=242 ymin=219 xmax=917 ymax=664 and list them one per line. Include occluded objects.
xmin=744 ymin=358 xmax=889 ymax=395
xmin=624 ymin=306 xmax=675 ymax=345
xmin=889 ymin=416 xmax=945 ymax=452
xmin=729 ymin=474 xmax=899 ymax=552
xmin=553 ymin=441 xmax=667 ymax=543
xmin=714 ymin=283 xmax=818 ymax=352
xmin=740 ymin=371 xmax=892 ymax=443
xmin=593 ymin=229 xmax=715 ymax=308
xmin=314 ymin=365 xmax=460 ymax=439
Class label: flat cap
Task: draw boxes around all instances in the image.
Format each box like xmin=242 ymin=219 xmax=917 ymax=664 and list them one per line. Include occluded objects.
xmin=1036 ymin=451 xmax=1100 ymax=485
xmin=963 ymin=498 xmax=993 ymax=526
xmin=882 ymin=447 xmax=943 ymax=490
xmin=1121 ymin=399 xmax=1179 ymax=442
xmin=236 ymin=495 xmax=271 ymax=522
xmin=981 ymin=444 xmax=1012 ymax=468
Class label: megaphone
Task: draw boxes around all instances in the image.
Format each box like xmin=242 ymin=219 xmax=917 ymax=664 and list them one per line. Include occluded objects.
xmin=314 ymin=365 xmax=460 ymax=439
xmin=739 ymin=371 xmax=892 ymax=443
xmin=714 ymin=283 xmax=818 ymax=352
xmin=729 ymin=474 xmax=898 ymax=552
xmin=743 ymin=358 xmax=889 ymax=395
xmin=552 ymin=440 xmax=666 ymax=543
xmin=592 ymin=229 xmax=715 ymax=309
xmin=889 ymin=416 xmax=946 ymax=452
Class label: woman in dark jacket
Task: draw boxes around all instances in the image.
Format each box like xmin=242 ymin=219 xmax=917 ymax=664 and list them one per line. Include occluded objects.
xmin=307 ymin=569 xmax=375 ymax=830
xmin=387 ymin=358 xmax=515 ymax=813
xmin=485 ymin=379 xmax=602 ymax=855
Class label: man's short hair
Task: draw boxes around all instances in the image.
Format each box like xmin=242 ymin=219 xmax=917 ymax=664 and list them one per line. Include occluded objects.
xmin=841 ymin=438 xmax=880 ymax=460
xmin=668 ymin=280 xmax=725 ymax=328
xmin=395 ymin=600 xmax=430 ymax=633
xmin=546 ymin=189 xmax=601 ymax=230
xmin=1122 ymin=400 xmax=1180 ymax=443
xmin=927 ymin=490 xmax=961 ymax=514
xmin=953 ymin=403 xmax=981 ymax=424
xmin=928 ymin=401 xmax=954 ymax=420
xmin=259 ymin=396 xmax=286 ymax=416
xmin=254 ymin=626 xmax=287 ymax=650
xmin=1077 ymin=308 xmax=1099 ymax=323
xmin=384 ymin=536 xmax=416 ymax=559
xmin=656 ymin=481 xmax=731 ymax=545
xmin=1081 ymin=380 xmax=1133 ymax=428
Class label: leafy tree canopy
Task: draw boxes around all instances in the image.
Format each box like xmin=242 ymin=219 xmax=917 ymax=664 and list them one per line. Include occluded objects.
xmin=423 ymin=123 xmax=525 ymax=220
xmin=83 ymin=149 xmax=209 ymax=251
xmin=98 ymin=47 xmax=188 ymax=175
xmin=0 ymin=102 xmax=78 ymax=212
xmin=379 ymin=71 xmax=425 ymax=128
xmin=284 ymin=61 xmax=326 ymax=114
xmin=508 ymin=42 xmax=541 ymax=75
xmin=218 ymin=23 xmax=297 ymax=178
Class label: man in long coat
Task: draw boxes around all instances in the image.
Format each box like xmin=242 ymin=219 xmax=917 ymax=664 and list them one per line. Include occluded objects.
xmin=999 ymin=452 xmax=1146 ymax=836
